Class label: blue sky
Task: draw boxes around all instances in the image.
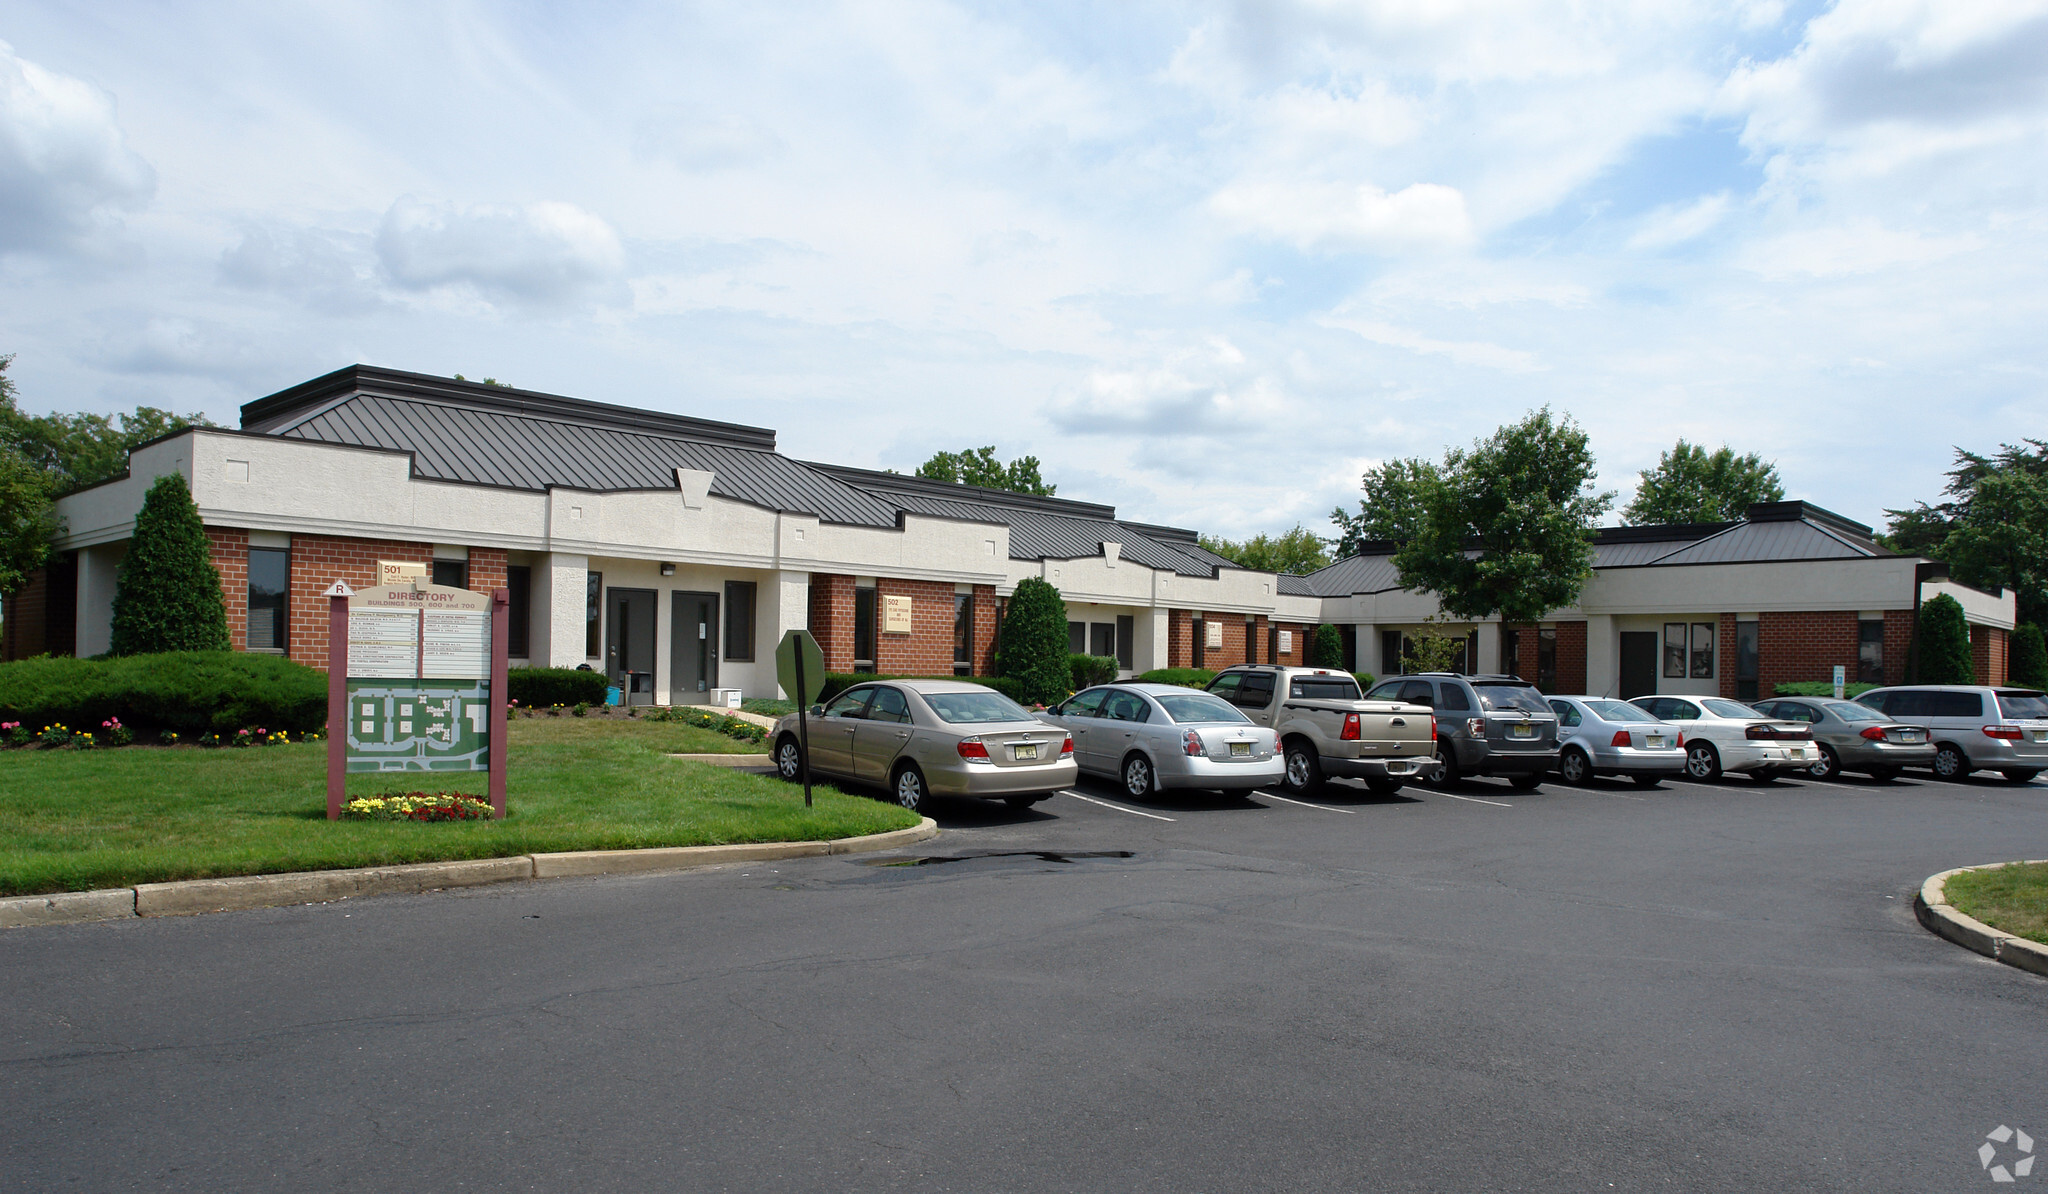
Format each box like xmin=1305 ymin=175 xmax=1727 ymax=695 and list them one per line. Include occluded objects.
xmin=2 ymin=0 xmax=2045 ymax=540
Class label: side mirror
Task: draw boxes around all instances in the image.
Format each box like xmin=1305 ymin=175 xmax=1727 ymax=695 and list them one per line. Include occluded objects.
xmin=809 ymin=705 xmax=825 ymax=717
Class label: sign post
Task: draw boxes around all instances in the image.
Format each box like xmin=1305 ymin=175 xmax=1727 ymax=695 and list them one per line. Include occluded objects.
xmin=1832 ymin=664 xmax=1846 ymax=700
xmin=775 ymin=629 xmax=827 ymax=808
xmin=326 ymin=579 xmax=508 ymax=819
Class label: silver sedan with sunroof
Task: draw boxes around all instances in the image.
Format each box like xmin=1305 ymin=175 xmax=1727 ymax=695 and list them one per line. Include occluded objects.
xmin=1039 ymin=683 xmax=1282 ymax=798
xmin=771 ymin=680 xmax=1076 ymax=812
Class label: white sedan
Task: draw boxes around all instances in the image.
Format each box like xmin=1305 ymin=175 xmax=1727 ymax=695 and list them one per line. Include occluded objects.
xmin=1628 ymin=695 xmax=1817 ymax=784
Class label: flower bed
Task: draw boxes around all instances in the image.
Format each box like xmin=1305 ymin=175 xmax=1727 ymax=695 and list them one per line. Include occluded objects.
xmin=341 ymin=792 xmax=497 ymax=822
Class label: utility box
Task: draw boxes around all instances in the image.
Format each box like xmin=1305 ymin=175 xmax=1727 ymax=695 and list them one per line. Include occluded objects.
xmin=711 ymin=688 xmax=743 ymax=709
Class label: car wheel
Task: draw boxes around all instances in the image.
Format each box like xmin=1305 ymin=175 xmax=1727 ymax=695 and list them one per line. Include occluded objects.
xmin=1123 ymin=754 xmax=1155 ymax=798
xmin=1932 ymin=744 xmax=1967 ymax=781
xmin=1868 ymin=766 xmax=1901 ymax=782
xmin=1631 ymin=774 xmax=1663 ymax=789
xmin=892 ymin=763 xmax=926 ymax=811
xmin=1748 ymin=768 xmax=1780 ymax=785
xmin=2002 ymin=769 xmax=2041 ymax=785
xmin=1429 ymin=744 xmax=1462 ymax=788
xmin=1366 ymin=778 xmax=1404 ymax=797
xmin=1685 ymin=742 xmax=1721 ymax=780
xmin=1809 ymin=745 xmax=1841 ymax=781
xmin=1509 ymin=773 xmax=1542 ymax=792
xmin=774 ymin=736 xmax=803 ymax=781
xmin=1282 ymin=743 xmax=1323 ymax=794
xmin=1557 ymin=747 xmax=1591 ymax=786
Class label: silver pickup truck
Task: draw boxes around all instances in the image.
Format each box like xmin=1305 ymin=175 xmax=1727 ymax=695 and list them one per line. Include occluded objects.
xmin=1205 ymin=665 xmax=1438 ymax=796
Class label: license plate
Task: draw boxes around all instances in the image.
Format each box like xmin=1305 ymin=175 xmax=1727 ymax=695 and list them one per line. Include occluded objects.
xmin=1229 ymin=741 xmax=1251 ymax=757
xmin=1645 ymin=735 xmax=1667 ymax=749
xmin=1012 ymin=743 xmax=1038 ymax=761
xmin=1509 ymin=724 xmax=1536 ymax=739
xmin=1787 ymin=748 xmax=1806 ymax=759
xmin=1902 ymin=731 xmax=1925 ymax=743
xmin=2032 ymin=729 xmax=2048 ymax=743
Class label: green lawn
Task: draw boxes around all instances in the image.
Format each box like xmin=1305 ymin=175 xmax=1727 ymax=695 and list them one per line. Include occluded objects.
xmin=0 ymin=716 xmax=914 ymax=897
xmin=1946 ymin=861 xmax=2048 ymax=946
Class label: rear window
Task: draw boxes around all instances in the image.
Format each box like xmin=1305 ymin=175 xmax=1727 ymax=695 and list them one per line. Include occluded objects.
xmin=1473 ymin=684 xmax=1548 ymax=714
xmin=924 ymin=691 xmax=1034 ymax=724
xmin=1998 ymin=691 xmax=2048 ymax=720
xmin=1586 ymin=700 xmax=1656 ymax=722
xmin=1290 ymin=676 xmax=1363 ymax=701
xmin=1919 ymin=691 xmax=1986 ymax=718
xmin=1155 ymin=692 xmax=1251 ymax=724
xmin=1823 ymin=701 xmax=1885 ymax=722
xmin=1702 ymin=699 xmax=1764 ymax=719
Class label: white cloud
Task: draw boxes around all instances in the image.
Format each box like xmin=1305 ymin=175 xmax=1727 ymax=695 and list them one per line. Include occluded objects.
xmin=0 ymin=39 xmax=154 ymax=257
xmin=1210 ymin=180 xmax=1473 ymax=252
xmin=1735 ymin=220 xmax=1981 ymax=278
xmin=1628 ymin=192 xmax=1733 ymax=250
xmin=1318 ymin=313 xmax=1545 ymax=374
xmin=375 ymin=197 xmax=625 ymax=303
xmin=633 ymin=110 xmax=785 ymax=171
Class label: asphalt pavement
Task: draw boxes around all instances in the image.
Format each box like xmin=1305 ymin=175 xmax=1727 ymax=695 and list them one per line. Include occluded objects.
xmin=4 ymin=764 xmax=2045 ymax=1192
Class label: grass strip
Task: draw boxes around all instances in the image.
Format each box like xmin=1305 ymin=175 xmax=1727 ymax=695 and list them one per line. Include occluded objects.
xmin=1945 ymin=861 xmax=2048 ymax=946
xmin=0 ymin=717 xmax=912 ymax=897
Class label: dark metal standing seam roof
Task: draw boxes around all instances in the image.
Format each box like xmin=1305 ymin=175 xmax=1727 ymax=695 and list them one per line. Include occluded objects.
xmin=1637 ymin=518 xmax=1881 ymax=567
xmin=276 ymin=393 xmax=904 ymax=528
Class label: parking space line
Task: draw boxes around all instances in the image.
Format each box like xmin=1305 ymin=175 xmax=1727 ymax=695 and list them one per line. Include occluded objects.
xmin=1256 ymin=791 xmax=1357 ymax=815
xmin=1060 ymin=790 xmax=1177 ymax=821
xmin=1438 ymin=791 xmax=1513 ymax=808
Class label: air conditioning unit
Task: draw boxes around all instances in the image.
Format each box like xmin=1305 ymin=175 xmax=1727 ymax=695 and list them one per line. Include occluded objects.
xmin=711 ymin=688 xmax=743 ymax=709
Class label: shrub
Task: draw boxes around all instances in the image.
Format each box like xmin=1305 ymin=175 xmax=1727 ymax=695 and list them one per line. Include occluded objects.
xmin=1309 ymin=625 xmax=1343 ymax=668
xmin=998 ymin=577 xmax=1070 ymax=705
xmin=1136 ymin=667 xmax=1214 ymax=688
xmin=1770 ymin=680 xmax=1877 ymax=699
xmin=2013 ymin=624 xmax=2048 ymax=689
xmin=0 ymin=651 xmax=327 ymax=734
xmin=1069 ymin=653 xmax=1117 ymax=690
xmin=507 ymin=666 xmax=608 ymax=709
xmin=109 ymin=475 xmax=231 ymax=656
xmin=1352 ymin=672 xmax=1377 ymax=691
xmin=1914 ymin=593 xmax=1975 ymax=684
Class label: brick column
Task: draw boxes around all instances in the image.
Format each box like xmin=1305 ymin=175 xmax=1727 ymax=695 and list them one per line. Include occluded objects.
xmin=206 ymin=527 xmax=251 ymax=652
xmin=808 ymin=573 xmax=855 ymax=671
xmin=467 ymin=548 xmax=508 ymax=597
xmin=973 ymin=585 xmax=999 ymax=675
xmin=288 ymin=535 xmax=433 ymax=667
xmin=1972 ymin=625 xmax=2008 ymax=686
xmin=1554 ymin=621 xmax=1587 ymax=695
xmin=874 ymin=578 xmax=955 ymax=675
xmin=1719 ymin=613 xmax=1739 ymax=698
xmin=1168 ymin=609 xmax=1193 ymax=668
xmin=1884 ymin=609 xmax=1914 ymax=686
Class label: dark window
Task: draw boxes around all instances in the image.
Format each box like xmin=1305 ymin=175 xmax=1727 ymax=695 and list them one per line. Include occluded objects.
xmin=1926 ymin=691 xmax=1985 ymax=718
xmin=247 ymin=547 xmax=289 ymax=652
xmin=1736 ymin=620 xmax=1759 ymax=702
xmin=586 ymin=572 xmax=602 ymax=658
xmin=1503 ymin=627 xmax=1520 ymax=677
xmin=1664 ymin=623 xmax=1686 ymax=678
xmin=1438 ymin=682 xmax=1471 ymax=711
xmin=725 ymin=580 xmax=757 ymax=661
xmin=1857 ymin=619 xmax=1885 ymax=685
xmin=1193 ymin=620 xmax=1206 ymax=669
xmin=1382 ymin=630 xmax=1403 ymax=676
xmin=1690 ymin=622 xmax=1714 ymax=679
xmin=1205 ymin=674 xmax=1240 ymax=701
xmin=1246 ymin=618 xmax=1260 ymax=665
xmin=1069 ymin=621 xmax=1086 ymax=654
xmin=1237 ymin=673 xmax=1276 ymax=707
xmin=1537 ymin=628 xmax=1557 ymax=693
xmin=853 ymin=587 xmax=877 ymax=672
xmin=954 ymin=593 xmax=974 ymax=676
xmin=1339 ymin=624 xmax=1357 ymax=672
xmin=432 ymin=558 xmax=467 ymax=589
xmin=1101 ymin=690 xmax=1150 ymax=722
xmin=1060 ymin=689 xmax=1107 ymax=718
xmin=867 ymin=687 xmax=911 ymax=724
xmin=1090 ymin=622 xmax=1115 ymax=660
xmin=507 ymin=566 xmax=531 ymax=658
xmin=1398 ymin=679 xmax=1434 ymax=706
xmin=1366 ymin=681 xmax=1403 ymax=701
xmin=1116 ymin=615 xmax=1134 ymax=671
xmin=824 ymin=688 xmax=872 ymax=719
xmin=1290 ymin=677 xmax=1362 ymax=700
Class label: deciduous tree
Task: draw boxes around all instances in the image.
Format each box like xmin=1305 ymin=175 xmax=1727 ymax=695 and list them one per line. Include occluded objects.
xmin=1199 ymin=524 xmax=1331 ymax=575
xmin=1330 ymin=457 xmax=1436 ymax=558
xmin=1622 ymin=440 xmax=1783 ymax=525
xmin=1884 ymin=440 xmax=2048 ymax=628
xmin=916 ymin=446 xmax=1056 ymax=496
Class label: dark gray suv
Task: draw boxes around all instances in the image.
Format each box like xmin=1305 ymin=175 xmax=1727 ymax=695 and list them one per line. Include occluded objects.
xmin=1363 ymin=673 xmax=1559 ymax=790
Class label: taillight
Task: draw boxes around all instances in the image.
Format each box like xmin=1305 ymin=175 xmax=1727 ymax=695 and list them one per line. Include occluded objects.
xmin=1467 ymin=718 xmax=1485 ymax=737
xmin=957 ymin=737 xmax=989 ymax=759
xmin=1983 ymin=725 xmax=2024 ymax=740
xmin=1745 ymin=724 xmax=1775 ymax=740
xmin=1611 ymin=730 xmax=1632 ymax=748
xmin=1183 ymin=729 xmax=1205 ymax=756
xmin=1676 ymin=731 xmax=1684 ymax=747
xmin=1060 ymin=734 xmax=1074 ymax=755
xmin=1340 ymin=713 xmax=1361 ymax=741
xmin=1429 ymin=716 xmax=1437 ymax=740
xmin=1860 ymin=726 xmax=1888 ymax=741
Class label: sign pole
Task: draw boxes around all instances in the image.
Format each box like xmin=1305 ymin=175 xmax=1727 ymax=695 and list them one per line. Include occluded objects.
xmin=795 ymin=646 xmax=813 ymax=808
xmin=325 ymin=585 xmax=350 ymax=820
xmin=490 ymin=588 xmax=510 ymax=818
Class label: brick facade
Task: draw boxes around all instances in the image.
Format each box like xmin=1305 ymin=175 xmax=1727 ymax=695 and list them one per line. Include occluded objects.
xmin=1884 ymin=609 xmax=1914 ymax=686
xmin=1553 ymin=620 xmax=1587 ymax=696
xmin=1972 ymin=625 xmax=2009 ymax=687
xmin=1168 ymin=609 xmax=1194 ymax=669
xmin=1 ymin=567 xmax=48 ymax=661
xmin=872 ymin=577 xmax=963 ymax=675
xmin=1756 ymin=611 xmax=1860 ymax=698
xmin=1719 ymin=613 xmax=1739 ymax=698
xmin=207 ymin=528 xmax=251 ymax=651
xmin=972 ymin=585 xmax=999 ymax=675
xmin=808 ymin=573 xmax=855 ymax=670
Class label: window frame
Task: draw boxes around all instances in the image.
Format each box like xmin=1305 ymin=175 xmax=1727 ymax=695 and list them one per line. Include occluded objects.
xmin=1689 ymin=622 xmax=1715 ymax=679
xmin=1663 ymin=622 xmax=1687 ymax=679
xmin=246 ymin=545 xmax=290 ymax=654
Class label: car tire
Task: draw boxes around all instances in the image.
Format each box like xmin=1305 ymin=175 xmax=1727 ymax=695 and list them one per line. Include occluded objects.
xmin=1509 ymin=772 xmax=1542 ymax=792
xmin=1809 ymin=745 xmax=1841 ymax=781
xmin=1685 ymin=742 xmax=1721 ymax=781
xmin=2001 ymin=769 xmax=2041 ymax=785
xmin=1281 ymin=742 xmax=1324 ymax=794
xmin=1557 ymin=747 xmax=1591 ymax=786
xmin=774 ymin=736 xmax=803 ymax=782
xmin=1365 ymin=778 xmax=1404 ymax=797
xmin=1123 ymin=753 xmax=1156 ymax=798
xmin=892 ymin=762 xmax=926 ymax=811
xmin=1932 ymin=743 xmax=1968 ymax=781
xmin=1868 ymin=766 xmax=1901 ymax=782
xmin=1631 ymin=774 xmax=1663 ymax=789
xmin=1429 ymin=744 xmax=1462 ymax=788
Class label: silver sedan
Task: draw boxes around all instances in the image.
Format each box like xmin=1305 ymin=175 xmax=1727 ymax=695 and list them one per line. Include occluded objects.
xmin=1545 ymin=696 xmax=1686 ymax=787
xmin=1040 ymin=683 xmax=1283 ymax=798
xmin=770 ymin=680 xmax=1076 ymax=812
xmin=1749 ymin=696 xmax=1935 ymax=780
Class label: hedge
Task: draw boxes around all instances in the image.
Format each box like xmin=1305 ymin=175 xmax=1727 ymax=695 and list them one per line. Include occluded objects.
xmin=0 ymin=652 xmax=326 ymax=734
xmin=1770 ymin=680 xmax=1877 ymax=699
xmin=1135 ymin=668 xmax=1214 ymax=688
xmin=2012 ymin=624 xmax=2047 ymax=689
xmin=999 ymin=578 xmax=1070 ymax=705
xmin=814 ymin=673 xmax=1030 ymax=707
xmin=1915 ymin=593 xmax=1975 ymax=684
xmin=507 ymin=666 xmax=609 ymax=709
xmin=1069 ymin=653 xmax=1118 ymax=690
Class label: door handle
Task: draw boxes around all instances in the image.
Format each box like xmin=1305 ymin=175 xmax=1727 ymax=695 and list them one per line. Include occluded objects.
xmin=894 ymin=731 xmax=908 ymax=739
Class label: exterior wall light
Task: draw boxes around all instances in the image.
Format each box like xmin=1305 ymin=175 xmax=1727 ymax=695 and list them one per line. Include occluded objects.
xmin=660 ymin=562 xmax=676 ymax=576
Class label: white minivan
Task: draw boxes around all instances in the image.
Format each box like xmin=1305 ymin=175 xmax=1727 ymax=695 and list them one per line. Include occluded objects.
xmin=1853 ymin=686 xmax=2048 ymax=783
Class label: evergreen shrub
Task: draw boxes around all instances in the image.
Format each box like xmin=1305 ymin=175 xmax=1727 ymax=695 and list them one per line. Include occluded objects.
xmin=1770 ymin=680 xmax=1877 ymax=699
xmin=109 ymin=475 xmax=230 ymax=656
xmin=997 ymin=577 xmax=1070 ymax=705
xmin=1914 ymin=593 xmax=1975 ymax=685
xmin=2012 ymin=625 xmax=2048 ymax=689
xmin=1069 ymin=654 xmax=1118 ymax=690
xmin=1135 ymin=668 xmax=1214 ymax=688
xmin=0 ymin=652 xmax=326 ymax=734
xmin=507 ymin=667 xmax=608 ymax=709
xmin=1309 ymin=625 xmax=1344 ymax=668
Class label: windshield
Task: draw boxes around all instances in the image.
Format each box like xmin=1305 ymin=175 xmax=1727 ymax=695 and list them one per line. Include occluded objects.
xmin=1586 ymin=700 xmax=1657 ymax=723
xmin=923 ymin=691 xmax=1035 ymax=724
xmin=1155 ymin=692 xmax=1252 ymax=724
xmin=1702 ymin=698 xmax=1765 ymax=719
xmin=1823 ymin=701 xmax=1885 ymax=722
xmin=1998 ymin=691 xmax=2048 ymax=720
xmin=1290 ymin=677 xmax=1363 ymax=701
xmin=1474 ymin=684 xmax=1550 ymax=714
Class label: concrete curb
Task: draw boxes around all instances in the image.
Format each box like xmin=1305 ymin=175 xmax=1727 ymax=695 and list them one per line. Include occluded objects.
xmin=1913 ymin=859 xmax=2048 ymax=979
xmin=0 ymin=817 xmax=938 ymax=928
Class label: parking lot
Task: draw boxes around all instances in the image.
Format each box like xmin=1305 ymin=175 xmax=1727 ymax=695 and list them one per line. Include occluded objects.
xmin=5 ymin=766 xmax=2045 ymax=1192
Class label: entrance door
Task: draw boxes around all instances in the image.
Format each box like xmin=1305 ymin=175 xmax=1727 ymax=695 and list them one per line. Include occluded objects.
xmin=1619 ymin=632 xmax=1657 ymax=699
xmin=670 ymin=590 xmax=720 ymax=702
xmin=606 ymin=588 xmax=658 ymax=705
